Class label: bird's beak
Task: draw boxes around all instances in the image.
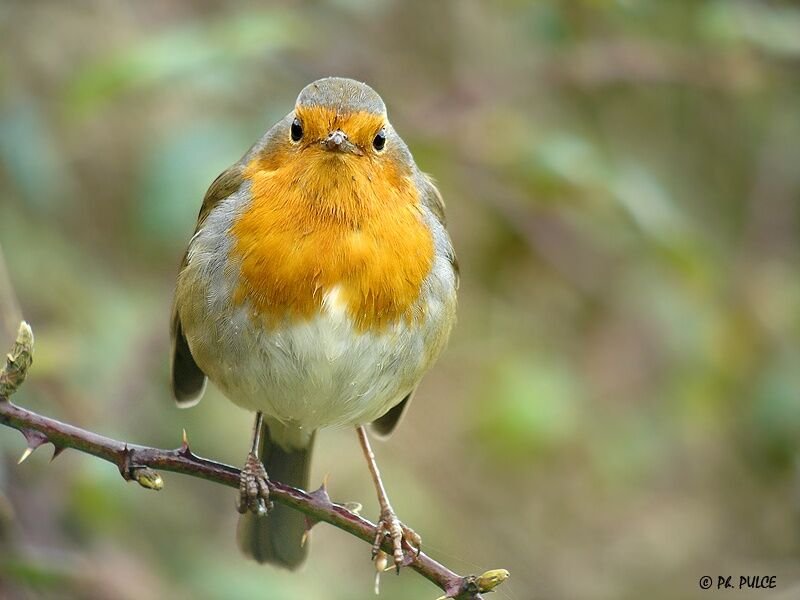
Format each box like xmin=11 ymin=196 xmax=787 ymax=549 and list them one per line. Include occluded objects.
xmin=322 ymin=130 xmax=362 ymax=155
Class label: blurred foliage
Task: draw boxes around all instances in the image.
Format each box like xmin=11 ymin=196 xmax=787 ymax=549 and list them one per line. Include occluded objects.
xmin=1 ymin=1 xmax=800 ymax=599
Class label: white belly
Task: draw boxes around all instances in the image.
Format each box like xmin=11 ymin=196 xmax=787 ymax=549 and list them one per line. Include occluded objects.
xmin=183 ymin=284 xmax=440 ymax=432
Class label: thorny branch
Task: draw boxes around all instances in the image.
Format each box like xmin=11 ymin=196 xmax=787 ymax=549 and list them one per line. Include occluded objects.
xmin=0 ymin=322 xmax=508 ymax=599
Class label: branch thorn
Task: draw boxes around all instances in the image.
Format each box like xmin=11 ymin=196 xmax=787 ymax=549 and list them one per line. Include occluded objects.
xmin=118 ymin=444 xmax=134 ymax=480
xmin=16 ymin=428 xmax=48 ymax=463
xmin=50 ymin=445 xmax=66 ymax=462
xmin=179 ymin=429 xmax=194 ymax=457
xmin=303 ymin=514 xmax=321 ymax=535
xmin=309 ymin=479 xmax=332 ymax=505
xmin=21 ymin=427 xmax=47 ymax=446
xmin=17 ymin=446 xmax=34 ymax=464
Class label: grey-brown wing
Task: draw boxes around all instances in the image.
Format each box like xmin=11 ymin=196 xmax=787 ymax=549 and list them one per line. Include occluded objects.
xmin=420 ymin=172 xmax=446 ymax=223
xmin=170 ymin=309 xmax=206 ymax=406
xmin=419 ymin=172 xmax=459 ymax=282
xmin=370 ymin=390 xmax=415 ymax=439
xmin=170 ymin=164 xmax=244 ymax=407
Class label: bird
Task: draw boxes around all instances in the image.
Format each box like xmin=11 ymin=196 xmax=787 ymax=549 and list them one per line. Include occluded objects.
xmin=170 ymin=77 xmax=458 ymax=572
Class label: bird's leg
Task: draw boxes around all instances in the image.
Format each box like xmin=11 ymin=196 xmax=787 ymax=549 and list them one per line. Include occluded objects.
xmin=236 ymin=411 xmax=272 ymax=516
xmin=356 ymin=425 xmax=421 ymax=573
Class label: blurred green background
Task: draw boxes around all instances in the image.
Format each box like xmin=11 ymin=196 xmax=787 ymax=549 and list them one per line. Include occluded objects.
xmin=1 ymin=1 xmax=800 ymax=599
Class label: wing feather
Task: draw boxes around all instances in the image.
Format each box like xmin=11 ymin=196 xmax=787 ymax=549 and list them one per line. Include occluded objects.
xmin=169 ymin=164 xmax=244 ymax=406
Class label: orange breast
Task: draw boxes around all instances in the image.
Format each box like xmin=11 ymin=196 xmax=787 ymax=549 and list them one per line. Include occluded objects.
xmin=229 ymin=137 xmax=434 ymax=331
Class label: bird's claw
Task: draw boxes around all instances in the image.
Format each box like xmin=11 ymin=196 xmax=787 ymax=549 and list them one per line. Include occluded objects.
xmin=236 ymin=451 xmax=272 ymax=516
xmin=372 ymin=508 xmax=421 ymax=573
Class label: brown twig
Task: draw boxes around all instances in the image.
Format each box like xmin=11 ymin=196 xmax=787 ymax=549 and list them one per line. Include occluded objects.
xmin=0 ymin=322 xmax=508 ymax=599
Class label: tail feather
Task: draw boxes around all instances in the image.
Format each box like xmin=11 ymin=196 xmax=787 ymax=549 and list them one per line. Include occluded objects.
xmin=237 ymin=422 xmax=315 ymax=569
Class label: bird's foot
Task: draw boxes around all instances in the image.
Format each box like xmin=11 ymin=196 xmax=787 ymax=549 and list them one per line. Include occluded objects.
xmin=372 ymin=507 xmax=421 ymax=573
xmin=236 ymin=451 xmax=272 ymax=516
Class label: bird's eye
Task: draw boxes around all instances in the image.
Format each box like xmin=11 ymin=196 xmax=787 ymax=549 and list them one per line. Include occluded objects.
xmin=373 ymin=128 xmax=386 ymax=151
xmin=290 ymin=118 xmax=303 ymax=142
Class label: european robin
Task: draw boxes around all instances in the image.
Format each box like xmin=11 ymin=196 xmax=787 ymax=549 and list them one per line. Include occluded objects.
xmin=170 ymin=77 xmax=458 ymax=571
